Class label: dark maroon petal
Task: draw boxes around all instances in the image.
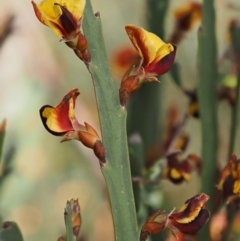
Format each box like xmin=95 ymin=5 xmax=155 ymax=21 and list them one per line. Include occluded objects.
xmin=171 ymin=209 xmax=210 ymax=234
xmin=145 ymin=45 xmax=177 ymax=75
xmin=54 ymin=4 xmax=78 ymax=34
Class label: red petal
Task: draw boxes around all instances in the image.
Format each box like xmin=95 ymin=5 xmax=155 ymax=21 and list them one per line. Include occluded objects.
xmin=145 ymin=45 xmax=177 ymax=75
xmin=170 ymin=209 xmax=210 ymax=234
xmin=39 ymin=89 xmax=79 ymax=136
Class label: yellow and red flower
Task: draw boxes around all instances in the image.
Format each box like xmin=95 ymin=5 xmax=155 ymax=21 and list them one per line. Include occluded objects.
xmin=32 ymin=0 xmax=90 ymax=62
xmin=140 ymin=193 xmax=210 ymax=240
xmin=39 ymin=89 xmax=105 ymax=164
xmin=125 ymin=25 xmax=176 ymax=77
xmin=119 ymin=25 xmax=176 ymax=106
xmin=169 ymin=2 xmax=202 ymax=44
xmin=161 ymin=152 xmax=201 ymax=184
xmin=217 ymin=154 xmax=240 ymax=204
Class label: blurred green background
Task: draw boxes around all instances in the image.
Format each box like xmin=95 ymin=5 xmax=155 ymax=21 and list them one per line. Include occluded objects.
xmin=0 ymin=0 xmax=239 ymax=240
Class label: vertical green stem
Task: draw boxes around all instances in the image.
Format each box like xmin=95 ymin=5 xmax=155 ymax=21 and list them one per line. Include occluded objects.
xmin=229 ymin=72 xmax=240 ymax=156
xmin=83 ymin=1 xmax=138 ymax=241
xmin=228 ymin=25 xmax=240 ymax=157
xmin=197 ymin=0 xmax=218 ymax=240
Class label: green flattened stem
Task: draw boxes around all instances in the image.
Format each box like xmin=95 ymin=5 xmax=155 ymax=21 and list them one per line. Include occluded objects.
xmin=82 ymin=1 xmax=138 ymax=241
xmin=197 ymin=0 xmax=218 ymax=240
xmin=0 ymin=221 xmax=24 ymax=241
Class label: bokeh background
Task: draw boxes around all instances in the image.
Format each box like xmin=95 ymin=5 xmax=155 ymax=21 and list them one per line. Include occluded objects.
xmin=0 ymin=0 xmax=240 ymax=240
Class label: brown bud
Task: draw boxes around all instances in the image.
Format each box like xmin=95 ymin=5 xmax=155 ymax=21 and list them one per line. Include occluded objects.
xmin=77 ymin=130 xmax=98 ymax=149
xmin=119 ymin=75 xmax=140 ymax=107
xmin=93 ymin=140 xmax=106 ymax=166
xmin=140 ymin=211 xmax=167 ymax=240
xmin=119 ymin=89 xmax=130 ymax=107
xmin=78 ymin=123 xmax=106 ymax=166
xmin=67 ymin=199 xmax=81 ymax=237
xmin=75 ymin=32 xmax=91 ymax=63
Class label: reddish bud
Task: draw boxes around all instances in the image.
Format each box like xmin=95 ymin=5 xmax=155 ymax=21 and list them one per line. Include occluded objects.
xmin=93 ymin=140 xmax=106 ymax=166
xmin=75 ymin=32 xmax=91 ymax=63
xmin=140 ymin=211 xmax=167 ymax=241
xmin=119 ymin=75 xmax=141 ymax=107
xmin=68 ymin=199 xmax=81 ymax=237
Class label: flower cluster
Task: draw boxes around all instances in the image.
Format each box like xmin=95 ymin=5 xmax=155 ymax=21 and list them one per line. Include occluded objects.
xmin=32 ymin=0 xmax=90 ymax=62
xmin=119 ymin=25 xmax=176 ymax=106
xmin=140 ymin=193 xmax=210 ymax=240
xmin=39 ymin=89 xmax=106 ymax=165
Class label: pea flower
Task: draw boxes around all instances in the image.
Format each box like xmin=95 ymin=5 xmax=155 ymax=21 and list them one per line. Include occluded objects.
xmin=140 ymin=193 xmax=210 ymax=241
xmin=32 ymin=0 xmax=90 ymax=62
xmin=217 ymin=154 xmax=240 ymax=205
xmin=162 ymin=152 xmax=202 ymax=184
xmin=170 ymin=2 xmax=202 ymax=44
xmin=119 ymin=25 xmax=176 ymax=106
xmin=39 ymin=88 xmax=105 ymax=165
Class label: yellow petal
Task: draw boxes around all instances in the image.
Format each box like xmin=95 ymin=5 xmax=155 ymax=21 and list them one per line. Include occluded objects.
xmin=125 ymin=25 xmax=155 ymax=66
xmin=57 ymin=0 xmax=86 ymax=22
xmin=125 ymin=25 xmax=167 ymax=67
xmin=154 ymin=43 xmax=175 ymax=63
xmin=32 ymin=0 xmax=63 ymax=37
